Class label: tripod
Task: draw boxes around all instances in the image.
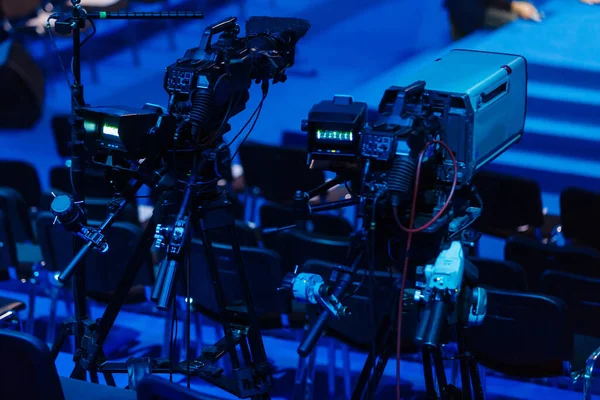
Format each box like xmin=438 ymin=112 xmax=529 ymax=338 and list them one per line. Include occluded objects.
xmin=51 ymin=169 xmax=272 ymax=398
xmin=46 ymin=0 xmax=205 ymax=384
xmin=351 ymin=307 xmax=484 ymax=400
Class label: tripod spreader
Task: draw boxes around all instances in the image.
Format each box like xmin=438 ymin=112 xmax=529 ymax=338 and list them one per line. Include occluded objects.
xmin=56 ymin=179 xmax=145 ymax=283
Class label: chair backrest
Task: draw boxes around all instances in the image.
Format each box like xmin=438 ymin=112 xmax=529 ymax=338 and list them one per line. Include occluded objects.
xmin=540 ymin=270 xmax=600 ymax=338
xmin=49 ymin=166 xmax=115 ymax=198
xmin=301 ymin=260 xmax=416 ymax=350
xmin=35 ymin=212 xmax=153 ymax=293
xmin=469 ymin=289 xmax=572 ymax=378
xmin=472 ymin=171 xmax=544 ymax=232
xmin=504 ymin=235 xmax=600 ymax=291
xmin=0 ymin=187 xmax=35 ymax=243
xmin=0 ymin=160 xmax=42 ymax=209
xmin=468 ymin=257 xmax=528 ymax=291
xmin=263 ymin=229 xmax=350 ymax=276
xmin=260 ymin=202 xmax=353 ymax=237
xmin=39 ymin=191 xmax=140 ymax=226
xmin=238 ymin=141 xmax=324 ymax=203
xmin=194 ymin=220 xmax=259 ymax=248
xmin=0 ymin=210 xmax=17 ymax=278
xmin=0 ymin=329 xmax=65 ymax=400
xmin=137 ymin=375 xmax=221 ymax=400
xmin=187 ymin=240 xmax=284 ymax=319
xmin=560 ymin=187 xmax=600 ymax=250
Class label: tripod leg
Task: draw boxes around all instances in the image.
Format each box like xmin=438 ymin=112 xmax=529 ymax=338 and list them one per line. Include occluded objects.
xmin=104 ymin=372 xmax=116 ymax=387
xmin=72 ymin=237 xmax=89 ymax=353
xmin=229 ymin=225 xmax=269 ymax=366
xmin=468 ymin=359 xmax=484 ymax=400
xmin=457 ymin=327 xmax=472 ymax=400
xmin=430 ymin=347 xmax=450 ymax=399
xmin=81 ymin=219 xmax=158 ymax=370
xmin=48 ymin=288 xmax=58 ymax=348
xmin=89 ymin=370 xmax=99 ymax=384
xmin=327 ymin=340 xmax=336 ymax=399
xmin=198 ymin=230 xmax=241 ymax=369
xmin=422 ymin=348 xmax=437 ymax=397
xmin=50 ymin=322 xmax=69 ymax=360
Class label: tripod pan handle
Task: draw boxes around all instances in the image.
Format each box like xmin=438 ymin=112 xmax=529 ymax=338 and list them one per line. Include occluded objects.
xmin=58 ymin=241 xmax=93 ymax=283
xmin=298 ymin=310 xmax=329 ymax=358
xmin=156 ymin=260 xmax=179 ymax=311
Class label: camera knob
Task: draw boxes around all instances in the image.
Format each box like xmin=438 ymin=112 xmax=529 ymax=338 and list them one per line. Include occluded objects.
xmin=51 ymin=194 xmax=84 ymax=231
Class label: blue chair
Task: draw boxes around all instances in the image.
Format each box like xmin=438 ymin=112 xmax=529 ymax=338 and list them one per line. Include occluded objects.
xmin=468 ymin=257 xmax=528 ymax=291
xmin=505 ymin=235 xmax=600 ymax=292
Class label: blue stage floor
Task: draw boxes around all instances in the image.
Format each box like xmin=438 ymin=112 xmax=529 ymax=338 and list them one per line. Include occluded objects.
xmin=0 ymin=285 xmax=594 ymax=399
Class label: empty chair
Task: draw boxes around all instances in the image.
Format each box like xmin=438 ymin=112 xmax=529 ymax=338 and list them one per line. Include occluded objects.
xmin=0 ymin=187 xmax=35 ymax=243
xmin=181 ymin=240 xmax=283 ymax=359
xmin=468 ymin=257 xmax=528 ymax=291
xmin=540 ymin=270 xmax=600 ymax=338
xmin=187 ymin=240 xmax=283 ymax=319
xmin=540 ymin=270 xmax=600 ymax=373
xmin=560 ymin=187 xmax=600 ymax=251
xmin=263 ymin=229 xmax=350 ymax=276
xmin=472 ymin=171 xmax=544 ymax=238
xmin=469 ymin=289 xmax=573 ymax=378
xmin=50 ymin=166 xmax=116 ymax=198
xmin=505 ymin=235 xmax=600 ymax=291
xmin=193 ymin=220 xmax=259 ymax=248
xmin=238 ymin=142 xmax=325 ymax=204
xmin=0 ymin=210 xmax=30 ymax=331
xmin=260 ymin=202 xmax=353 ymax=237
xmin=0 ymin=329 xmax=135 ymax=400
xmin=0 ymin=160 xmax=42 ymax=209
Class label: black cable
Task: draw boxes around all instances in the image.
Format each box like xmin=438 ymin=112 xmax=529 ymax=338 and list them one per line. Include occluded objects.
xmin=342 ymin=273 xmax=367 ymax=301
xmin=227 ymin=93 xmax=267 ymax=148
xmin=46 ymin=16 xmax=72 ymax=96
xmin=344 ymin=180 xmax=360 ymax=198
xmin=231 ymin=97 xmax=266 ymax=161
xmin=367 ymin=194 xmax=380 ymax=397
xmin=79 ymin=18 xmax=96 ymax=48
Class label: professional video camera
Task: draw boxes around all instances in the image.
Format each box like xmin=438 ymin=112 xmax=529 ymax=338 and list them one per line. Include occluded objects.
xmin=80 ymin=16 xmax=309 ymax=177
xmin=48 ymin=11 xmax=310 ymax=400
xmin=282 ymin=49 xmax=527 ymax=399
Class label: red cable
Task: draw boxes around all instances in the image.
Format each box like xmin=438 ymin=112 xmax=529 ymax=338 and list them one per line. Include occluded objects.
xmin=394 ymin=140 xmax=458 ymax=400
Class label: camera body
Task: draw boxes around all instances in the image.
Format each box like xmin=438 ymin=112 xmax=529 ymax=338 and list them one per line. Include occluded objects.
xmin=79 ymin=16 xmax=310 ymax=176
xmin=306 ymin=49 xmax=526 ymax=184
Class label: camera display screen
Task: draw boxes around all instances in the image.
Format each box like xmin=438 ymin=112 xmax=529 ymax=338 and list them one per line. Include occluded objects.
xmin=102 ymin=123 xmax=119 ymax=138
xmin=316 ymin=130 xmax=354 ymax=142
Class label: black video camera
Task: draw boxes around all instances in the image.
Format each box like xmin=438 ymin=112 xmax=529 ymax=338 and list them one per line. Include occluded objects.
xmin=81 ymin=16 xmax=310 ymax=176
xmin=304 ymin=50 xmax=527 ymax=232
